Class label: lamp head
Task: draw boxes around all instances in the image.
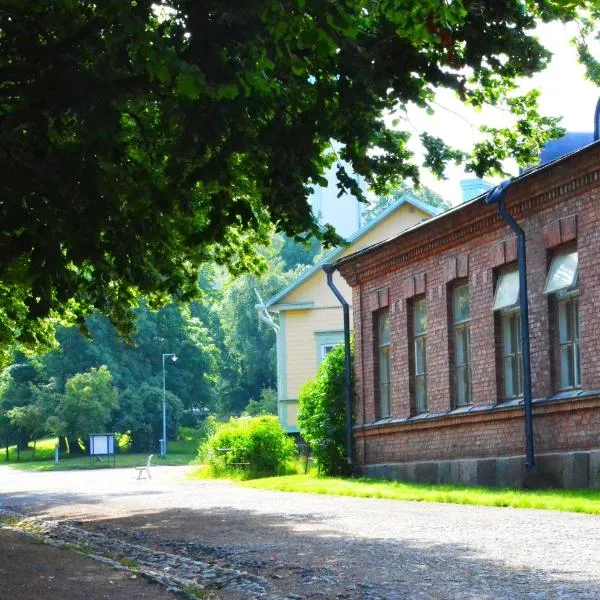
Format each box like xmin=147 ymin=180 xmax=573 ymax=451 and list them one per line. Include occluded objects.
xmin=171 ymin=355 xmax=178 ymax=362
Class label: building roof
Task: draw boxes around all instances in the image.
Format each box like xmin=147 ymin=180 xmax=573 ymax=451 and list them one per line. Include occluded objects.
xmin=265 ymin=195 xmax=444 ymax=308
xmin=539 ymin=132 xmax=594 ymax=164
xmin=333 ymin=138 xmax=600 ymax=272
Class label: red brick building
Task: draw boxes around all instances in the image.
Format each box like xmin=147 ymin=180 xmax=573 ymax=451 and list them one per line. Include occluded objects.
xmin=334 ymin=140 xmax=600 ymax=488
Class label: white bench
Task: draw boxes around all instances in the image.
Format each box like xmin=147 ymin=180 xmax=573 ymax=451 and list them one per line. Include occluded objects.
xmin=134 ymin=454 xmax=153 ymax=480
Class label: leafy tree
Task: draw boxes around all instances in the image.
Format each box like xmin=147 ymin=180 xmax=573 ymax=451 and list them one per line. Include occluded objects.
xmin=218 ymin=239 xmax=298 ymax=415
xmin=280 ymin=234 xmax=322 ymax=271
xmin=573 ymin=5 xmax=600 ymax=85
xmin=245 ymin=388 xmax=278 ymax=417
xmin=2 ymin=0 xmax=592 ymax=353
xmin=6 ymin=404 xmax=44 ymax=457
xmin=46 ymin=366 xmax=119 ymax=452
xmin=43 ymin=326 xmax=97 ymax=393
xmin=114 ymin=384 xmax=183 ymax=452
xmin=38 ymin=302 xmax=220 ymax=414
xmin=0 ymin=411 xmax=11 ymax=460
xmin=0 ymin=353 xmax=47 ymax=453
xmin=298 ymin=343 xmax=352 ymax=476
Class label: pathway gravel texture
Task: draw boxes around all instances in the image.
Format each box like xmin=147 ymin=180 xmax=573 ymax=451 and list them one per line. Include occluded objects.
xmin=0 ymin=465 xmax=599 ymax=599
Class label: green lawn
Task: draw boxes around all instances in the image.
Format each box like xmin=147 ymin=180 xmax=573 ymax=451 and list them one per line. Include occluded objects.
xmin=0 ymin=431 xmax=199 ymax=472
xmin=239 ymin=473 xmax=600 ymax=515
xmin=0 ymin=437 xmax=57 ymax=463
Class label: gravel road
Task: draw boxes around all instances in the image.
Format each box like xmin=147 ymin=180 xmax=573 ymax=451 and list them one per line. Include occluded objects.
xmin=1 ymin=465 xmax=599 ymax=599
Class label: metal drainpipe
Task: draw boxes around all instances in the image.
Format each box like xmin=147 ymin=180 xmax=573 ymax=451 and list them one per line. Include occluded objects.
xmin=485 ymin=181 xmax=535 ymax=472
xmin=323 ymin=263 xmax=353 ymax=467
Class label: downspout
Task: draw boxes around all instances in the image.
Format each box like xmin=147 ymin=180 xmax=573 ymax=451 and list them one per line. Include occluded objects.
xmin=485 ymin=180 xmax=535 ymax=472
xmin=358 ymin=283 xmax=367 ymax=466
xmin=322 ymin=263 xmax=353 ymax=467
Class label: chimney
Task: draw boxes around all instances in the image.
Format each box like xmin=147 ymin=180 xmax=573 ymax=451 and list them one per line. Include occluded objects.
xmin=460 ymin=178 xmax=494 ymax=203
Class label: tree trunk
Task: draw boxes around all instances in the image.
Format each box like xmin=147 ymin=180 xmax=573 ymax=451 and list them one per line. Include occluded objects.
xmin=5 ymin=438 xmax=9 ymax=461
xmin=32 ymin=438 xmax=37 ymax=459
xmin=68 ymin=437 xmax=84 ymax=455
xmin=58 ymin=436 xmax=68 ymax=453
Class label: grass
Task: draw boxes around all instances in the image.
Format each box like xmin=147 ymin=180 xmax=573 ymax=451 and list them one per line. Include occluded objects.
xmin=0 ymin=431 xmax=200 ymax=472
xmin=0 ymin=437 xmax=57 ymax=463
xmin=239 ymin=473 xmax=600 ymax=515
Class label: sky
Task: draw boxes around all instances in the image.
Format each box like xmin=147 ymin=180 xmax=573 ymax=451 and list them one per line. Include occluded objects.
xmin=401 ymin=21 xmax=599 ymax=206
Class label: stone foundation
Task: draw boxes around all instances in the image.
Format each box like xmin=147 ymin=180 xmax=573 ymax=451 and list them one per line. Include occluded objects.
xmin=360 ymin=449 xmax=600 ymax=489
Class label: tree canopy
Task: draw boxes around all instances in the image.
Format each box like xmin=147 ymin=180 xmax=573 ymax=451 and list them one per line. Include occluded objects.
xmin=1 ymin=0 xmax=597 ymax=351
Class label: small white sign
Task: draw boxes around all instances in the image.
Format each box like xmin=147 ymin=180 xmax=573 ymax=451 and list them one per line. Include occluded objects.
xmin=89 ymin=434 xmax=115 ymax=456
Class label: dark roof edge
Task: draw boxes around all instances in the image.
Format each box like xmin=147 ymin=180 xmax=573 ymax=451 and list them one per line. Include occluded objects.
xmin=264 ymin=194 xmax=442 ymax=307
xmin=333 ymin=138 xmax=600 ymax=270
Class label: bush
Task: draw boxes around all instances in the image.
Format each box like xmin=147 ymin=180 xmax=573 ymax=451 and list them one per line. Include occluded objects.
xmin=199 ymin=415 xmax=296 ymax=478
xmin=245 ymin=388 xmax=277 ymax=416
xmin=297 ymin=342 xmax=352 ymax=476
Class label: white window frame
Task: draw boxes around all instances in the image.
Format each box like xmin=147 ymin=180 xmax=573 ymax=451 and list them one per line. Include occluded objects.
xmin=320 ymin=344 xmax=338 ymax=362
xmin=493 ymin=268 xmax=520 ymax=311
xmin=315 ymin=331 xmax=344 ymax=367
xmin=412 ymin=296 xmax=427 ymax=414
xmin=452 ymin=283 xmax=472 ymax=407
xmin=544 ymin=249 xmax=578 ymax=295
xmin=500 ymin=307 xmax=523 ymax=399
xmin=377 ymin=309 xmax=391 ymax=418
xmin=556 ymin=291 xmax=581 ymax=390
xmin=545 ymin=248 xmax=580 ymax=390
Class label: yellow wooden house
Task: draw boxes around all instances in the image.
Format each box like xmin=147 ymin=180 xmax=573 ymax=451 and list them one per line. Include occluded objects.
xmin=262 ymin=196 xmax=443 ymax=432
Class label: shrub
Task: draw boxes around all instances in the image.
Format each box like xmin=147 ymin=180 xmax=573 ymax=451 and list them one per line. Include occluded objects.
xmin=297 ymin=342 xmax=353 ymax=476
xmin=199 ymin=415 xmax=296 ymax=478
xmin=245 ymin=388 xmax=278 ymax=416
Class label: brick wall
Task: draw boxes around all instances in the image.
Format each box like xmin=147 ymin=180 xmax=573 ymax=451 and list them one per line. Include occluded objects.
xmin=339 ymin=143 xmax=600 ymax=466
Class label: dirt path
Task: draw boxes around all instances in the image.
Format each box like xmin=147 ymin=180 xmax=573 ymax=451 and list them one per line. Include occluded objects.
xmin=0 ymin=527 xmax=175 ymax=599
xmin=1 ymin=466 xmax=600 ymax=599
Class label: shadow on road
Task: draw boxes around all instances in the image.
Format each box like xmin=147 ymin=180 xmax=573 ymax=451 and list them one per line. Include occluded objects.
xmin=1 ymin=476 xmax=598 ymax=599
xmin=48 ymin=505 xmax=600 ymax=599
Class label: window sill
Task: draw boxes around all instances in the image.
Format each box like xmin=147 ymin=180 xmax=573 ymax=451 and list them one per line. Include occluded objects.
xmin=356 ymin=389 xmax=600 ymax=433
xmin=408 ymin=411 xmax=432 ymax=421
xmin=447 ymin=404 xmax=473 ymax=415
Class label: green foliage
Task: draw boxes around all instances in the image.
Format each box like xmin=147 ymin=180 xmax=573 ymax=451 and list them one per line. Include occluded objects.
xmin=573 ymin=5 xmax=600 ymax=85
xmin=1 ymin=1 xmax=595 ymax=353
xmin=217 ymin=239 xmax=299 ymax=415
xmin=46 ymin=366 xmax=119 ymax=443
xmin=245 ymin=388 xmax=278 ymax=417
xmin=470 ymin=90 xmax=565 ymax=176
xmin=199 ymin=416 xmax=296 ymax=479
xmin=194 ymin=415 xmax=219 ymax=454
xmin=297 ymin=343 xmax=352 ymax=476
xmin=280 ymin=234 xmax=322 ymax=271
xmin=6 ymin=404 xmax=44 ymax=453
xmin=114 ymin=384 xmax=183 ymax=452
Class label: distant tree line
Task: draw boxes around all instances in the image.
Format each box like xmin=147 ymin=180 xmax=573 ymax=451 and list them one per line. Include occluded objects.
xmin=0 ymin=190 xmax=442 ymax=456
xmin=0 ymin=233 xmax=319 ymax=456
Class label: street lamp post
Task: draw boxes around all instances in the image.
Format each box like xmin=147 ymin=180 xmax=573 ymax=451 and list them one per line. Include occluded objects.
xmin=162 ymin=353 xmax=177 ymax=457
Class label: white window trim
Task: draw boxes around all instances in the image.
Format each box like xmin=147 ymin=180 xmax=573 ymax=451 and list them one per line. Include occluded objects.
xmin=452 ymin=283 xmax=472 ymax=407
xmin=544 ymin=249 xmax=578 ymax=295
xmin=493 ymin=268 xmax=520 ymax=311
xmin=315 ymin=331 xmax=344 ymax=367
